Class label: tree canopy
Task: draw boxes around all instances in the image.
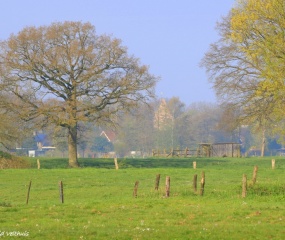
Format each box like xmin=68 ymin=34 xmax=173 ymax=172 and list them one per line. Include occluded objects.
xmin=230 ymin=0 xmax=285 ymax=103
xmin=201 ymin=0 xmax=285 ymax=155
xmin=0 ymin=21 xmax=158 ymax=167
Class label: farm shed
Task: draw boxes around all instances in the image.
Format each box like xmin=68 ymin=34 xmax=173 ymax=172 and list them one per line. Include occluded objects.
xmin=198 ymin=143 xmax=241 ymax=157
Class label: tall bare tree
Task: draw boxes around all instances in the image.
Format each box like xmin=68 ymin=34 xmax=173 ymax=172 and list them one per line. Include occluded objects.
xmin=201 ymin=12 xmax=277 ymax=156
xmin=0 ymin=21 xmax=157 ymax=167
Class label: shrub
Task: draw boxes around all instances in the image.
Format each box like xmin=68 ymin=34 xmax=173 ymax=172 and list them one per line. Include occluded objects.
xmin=0 ymin=151 xmax=13 ymax=159
xmin=0 ymin=151 xmax=30 ymax=169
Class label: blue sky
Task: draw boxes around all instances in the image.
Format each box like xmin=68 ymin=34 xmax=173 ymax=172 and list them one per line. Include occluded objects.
xmin=0 ymin=0 xmax=235 ymax=105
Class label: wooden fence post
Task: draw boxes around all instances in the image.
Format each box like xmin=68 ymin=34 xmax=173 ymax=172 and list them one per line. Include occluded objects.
xmin=193 ymin=174 xmax=197 ymax=193
xmin=37 ymin=159 xmax=40 ymax=169
xmin=196 ymin=147 xmax=200 ymax=157
xmin=200 ymin=171 xmax=205 ymax=196
xmin=242 ymin=174 xmax=247 ymax=198
xmin=59 ymin=181 xmax=64 ymax=203
xmin=193 ymin=161 xmax=197 ymax=169
xmin=272 ymin=159 xmax=275 ymax=170
xmin=114 ymin=157 xmax=119 ymax=170
xmin=165 ymin=176 xmax=170 ymax=197
xmin=171 ymin=148 xmax=174 ymax=157
xmin=184 ymin=147 xmax=188 ymax=157
xmin=133 ymin=181 xmax=139 ymax=198
xmin=155 ymin=174 xmax=160 ymax=190
xmin=252 ymin=165 xmax=258 ymax=185
xmin=26 ymin=180 xmax=32 ymax=204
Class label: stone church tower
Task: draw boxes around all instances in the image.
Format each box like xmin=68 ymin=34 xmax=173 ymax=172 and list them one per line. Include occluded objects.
xmin=154 ymin=99 xmax=173 ymax=130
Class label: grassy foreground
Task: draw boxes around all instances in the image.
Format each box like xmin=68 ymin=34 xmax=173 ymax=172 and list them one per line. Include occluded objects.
xmin=0 ymin=157 xmax=285 ymax=239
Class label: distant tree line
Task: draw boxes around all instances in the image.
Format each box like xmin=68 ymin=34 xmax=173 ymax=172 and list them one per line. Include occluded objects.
xmin=6 ymin=97 xmax=283 ymax=158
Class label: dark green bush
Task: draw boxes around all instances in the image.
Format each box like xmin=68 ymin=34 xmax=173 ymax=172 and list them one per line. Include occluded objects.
xmin=0 ymin=151 xmax=12 ymax=159
xmin=0 ymin=151 xmax=30 ymax=168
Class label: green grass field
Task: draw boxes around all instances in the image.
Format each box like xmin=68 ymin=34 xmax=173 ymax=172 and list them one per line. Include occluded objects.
xmin=1 ymin=157 xmax=285 ymax=239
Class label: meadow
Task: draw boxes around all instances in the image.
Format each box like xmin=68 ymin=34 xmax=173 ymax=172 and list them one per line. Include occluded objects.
xmin=0 ymin=156 xmax=285 ymax=239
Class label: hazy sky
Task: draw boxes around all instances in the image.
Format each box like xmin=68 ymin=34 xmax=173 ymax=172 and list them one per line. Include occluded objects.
xmin=0 ymin=0 xmax=235 ymax=105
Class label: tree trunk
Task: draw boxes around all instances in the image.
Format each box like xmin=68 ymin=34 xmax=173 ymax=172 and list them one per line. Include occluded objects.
xmin=68 ymin=124 xmax=79 ymax=167
xmin=261 ymin=127 xmax=266 ymax=157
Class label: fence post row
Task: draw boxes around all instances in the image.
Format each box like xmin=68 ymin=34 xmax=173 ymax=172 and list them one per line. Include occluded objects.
xmin=23 ymin=162 xmax=278 ymax=203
